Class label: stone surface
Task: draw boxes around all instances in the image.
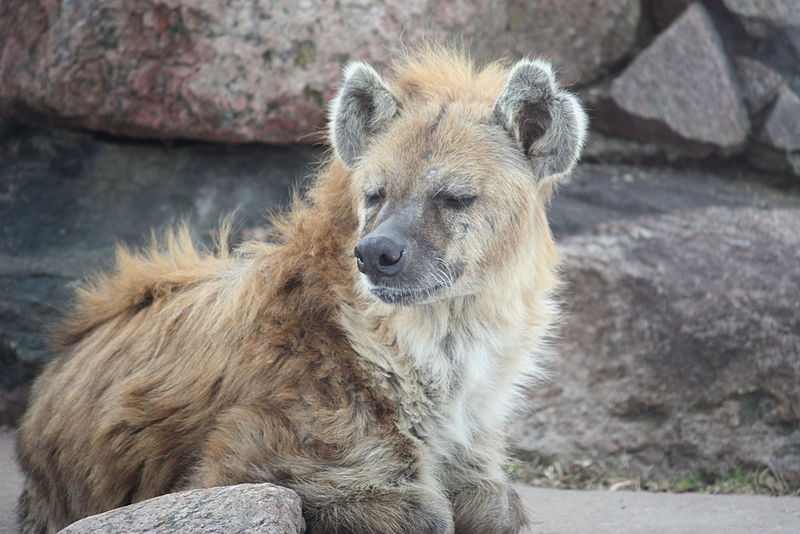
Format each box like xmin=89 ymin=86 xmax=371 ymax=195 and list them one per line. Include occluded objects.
xmin=483 ymin=0 xmax=641 ymax=86
xmin=0 ymin=121 xmax=318 ymax=424
xmin=58 ymin=483 xmax=305 ymax=534
xmin=0 ymin=0 xmax=640 ymax=144
xmin=748 ymin=85 xmax=800 ymax=176
xmin=733 ymin=56 xmax=786 ymax=115
xmin=511 ymin=205 xmax=800 ymax=485
xmin=759 ymin=85 xmax=800 ymax=151
xmin=597 ymin=3 xmax=750 ymax=155
xmin=722 ymin=0 xmax=800 ymax=39
xmin=0 ymin=121 xmax=316 ymax=381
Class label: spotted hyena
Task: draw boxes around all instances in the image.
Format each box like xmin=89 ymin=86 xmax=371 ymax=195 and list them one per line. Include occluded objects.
xmin=17 ymin=48 xmax=587 ymax=533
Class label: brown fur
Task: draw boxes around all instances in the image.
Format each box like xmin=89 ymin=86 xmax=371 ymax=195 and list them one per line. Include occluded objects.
xmin=17 ymin=47 xmax=586 ymax=534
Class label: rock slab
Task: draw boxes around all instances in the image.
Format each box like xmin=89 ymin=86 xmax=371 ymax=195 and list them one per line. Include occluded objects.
xmin=749 ymin=85 xmax=800 ymax=175
xmin=485 ymin=0 xmax=641 ymax=86
xmin=0 ymin=121 xmax=316 ymax=388
xmin=58 ymin=483 xmax=305 ymax=534
xmin=512 ymin=205 xmax=800 ymax=484
xmin=598 ymin=3 xmax=749 ymax=154
xmin=733 ymin=56 xmax=785 ymax=115
xmin=0 ymin=0 xmax=640 ymax=144
xmin=759 ymin=86 xmax=800 ymax=152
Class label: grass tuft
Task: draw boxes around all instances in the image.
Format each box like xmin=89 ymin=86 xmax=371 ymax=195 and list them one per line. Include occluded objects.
xmin=506 ymin=458 xmax=799 ymax=496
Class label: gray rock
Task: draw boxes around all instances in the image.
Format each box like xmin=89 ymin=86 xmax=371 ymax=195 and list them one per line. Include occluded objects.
xmin=581 ymin=131 xmax=708 ymax=165
xmin=721 ymin=0 xmax=800 ymax=39
xmin=58 ymin=484 xmax=305 ymax=534
xmin=485 ymin=0 xmax=641 ymax=87
xmin=597 ymin=3 xmax=750 ymax=155
xmin=748 ymin=85 xmax=800 ymax=176
xmin=759 ymin=85 xmax=800 ymax=152
xmin=733 ymin=56 xmax=786 ymax=115
xmin=0 ymin=121 xmax=317 ymax=425
xmin=511 ymin=206 xmax=800 ymax=485
xmin=0 ymin=0 xmax=640 ymax=144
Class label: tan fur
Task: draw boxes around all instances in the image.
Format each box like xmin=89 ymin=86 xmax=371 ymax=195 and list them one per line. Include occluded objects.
xmin=17 ymin=48 xmax=584 ymax=534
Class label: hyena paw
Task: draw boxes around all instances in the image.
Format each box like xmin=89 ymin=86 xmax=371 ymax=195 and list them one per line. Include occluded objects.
xmin=306 ymin=487 xmax=454 ymax=534
xmin=452 ymin=483 xmax=527 ymax=534
xmin=412 ymin=494 xmax=455 ymax=534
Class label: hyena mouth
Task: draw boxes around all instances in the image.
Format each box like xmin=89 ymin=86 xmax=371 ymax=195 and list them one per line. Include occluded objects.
xmin=369 ymin=283 xmax=448 ymax=305
xmin=363 ymin=264 xmax=463 ymax=305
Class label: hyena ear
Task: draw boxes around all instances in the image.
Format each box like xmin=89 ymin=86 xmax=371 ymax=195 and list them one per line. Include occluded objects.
xmin=494 ymin=59 xmax=588 ymax=183
xmin=330 ymin=62 xmax=402 ymax=168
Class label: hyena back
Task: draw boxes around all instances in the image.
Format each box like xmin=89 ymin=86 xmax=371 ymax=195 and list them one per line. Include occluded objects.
xmin=17 ymin=48 xmax=586 ymax=534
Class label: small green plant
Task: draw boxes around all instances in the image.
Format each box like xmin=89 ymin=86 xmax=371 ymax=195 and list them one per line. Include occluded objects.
xmin=507 ymin=459 xmax=800 ymax=496
xmin=674 ymin=473 xmax=704 ymax=492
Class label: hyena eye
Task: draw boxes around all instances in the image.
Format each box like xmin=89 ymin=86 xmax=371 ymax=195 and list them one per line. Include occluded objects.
xmin=364 ymin=189 xmax=385 ymax=207
xmin=434 ymin=193 xmax=477 ymax=210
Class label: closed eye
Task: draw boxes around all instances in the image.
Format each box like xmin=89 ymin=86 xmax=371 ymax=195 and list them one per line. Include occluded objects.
xmin=433 ymin=192 xmax=477 ymax=210
xmin=365 ymin=188 xmax=385 ymax=207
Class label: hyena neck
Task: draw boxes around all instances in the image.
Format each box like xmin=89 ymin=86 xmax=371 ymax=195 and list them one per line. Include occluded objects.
xmin=338 ymin=226 xmax=558 ymax=448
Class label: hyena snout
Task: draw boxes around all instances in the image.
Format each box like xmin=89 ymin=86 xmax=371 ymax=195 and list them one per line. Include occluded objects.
xmin=354 ymin=233 xmax=407 ymax=277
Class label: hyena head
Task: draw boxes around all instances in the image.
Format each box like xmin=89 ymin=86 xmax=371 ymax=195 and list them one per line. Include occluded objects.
xmin=331 ymin=54 xmax=587 ymax=306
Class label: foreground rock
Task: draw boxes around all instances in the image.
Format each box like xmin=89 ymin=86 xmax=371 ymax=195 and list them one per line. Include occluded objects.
xmin=58 ymin=484 xmax=305 ymax=534
xmin=596 ymin=3 xmax=749 ymax=155
xmin=0 ymin=0 xmax=639 ymax=144
xmin=511 ymin=205 xmax=800 ymax=485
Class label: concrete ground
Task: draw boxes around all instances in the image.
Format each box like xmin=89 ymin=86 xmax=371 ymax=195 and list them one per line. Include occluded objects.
xmin=517 ymin=485 xmax=800 ymax=534
xmin=3 ymin=428 xmax=799 ymax=533
xmin=1 ymin=429 xmax=21 ymax=534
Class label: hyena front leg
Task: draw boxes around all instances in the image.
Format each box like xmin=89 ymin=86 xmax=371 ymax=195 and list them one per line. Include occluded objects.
xmin=443 ymin=441 xmax=528 ymax=534
xmin=182 ymin=406 xmax=454 ymax=534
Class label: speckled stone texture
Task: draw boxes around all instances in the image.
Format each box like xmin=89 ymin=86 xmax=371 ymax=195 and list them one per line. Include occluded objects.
xmin=57 ymin=483 xmax=305 ymax=534
xmin=721 ymin=0 xmax=800 ymax=38
xmin=511 ymin=205 xmax=800 ymax=485
xmin=0 ymin=0 xmax=640 ymax=143
xmin=597 ymin=3 xmax=749 ymax=154
xmin=733 ymin=56 xmax=785 ymax=115
xmin=748 ymin=85 xmax=800 ymax=175
xmin=759 ymin=86 xmax=800 ymax=152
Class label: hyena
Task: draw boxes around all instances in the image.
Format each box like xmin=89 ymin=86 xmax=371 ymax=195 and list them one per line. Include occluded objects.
xmin=16 ymin=48 xmax=586 ymax=533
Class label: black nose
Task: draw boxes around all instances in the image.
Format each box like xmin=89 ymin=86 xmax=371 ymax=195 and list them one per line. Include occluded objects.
xmin=354 ymin=235 xmax=406 ymax=277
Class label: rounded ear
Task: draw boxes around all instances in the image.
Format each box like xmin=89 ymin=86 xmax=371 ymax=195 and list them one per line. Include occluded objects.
xmin=494 ymin=59 xmax=588 ymax=183
xmin=329 ymin=62 xmax=402 ymax=168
